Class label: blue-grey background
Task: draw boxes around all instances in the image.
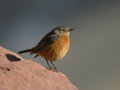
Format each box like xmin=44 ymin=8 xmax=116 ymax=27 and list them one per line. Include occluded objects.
xmin=0 ymin=0 xmax=120 ymax=90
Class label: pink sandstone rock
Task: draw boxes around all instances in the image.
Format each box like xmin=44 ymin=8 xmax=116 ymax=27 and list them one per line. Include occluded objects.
xmin=0 ymin=46 xmax=78 ymax=90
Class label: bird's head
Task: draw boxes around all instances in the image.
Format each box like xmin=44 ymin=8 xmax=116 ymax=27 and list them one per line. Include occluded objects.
xmin=52 ymin=26 xmax=74 ymax=36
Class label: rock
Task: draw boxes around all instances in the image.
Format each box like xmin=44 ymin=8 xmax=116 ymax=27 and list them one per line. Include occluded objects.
xmin=0 ymin=46 xmax=78 ymax=90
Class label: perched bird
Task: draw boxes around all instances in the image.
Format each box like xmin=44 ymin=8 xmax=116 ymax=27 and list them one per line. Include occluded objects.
xmin=18 ymin=26 xmax=74 ymax=71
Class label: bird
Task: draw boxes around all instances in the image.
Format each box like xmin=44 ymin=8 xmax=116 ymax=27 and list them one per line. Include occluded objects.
xmin=18 ymin=26 xmax=74 ymax=71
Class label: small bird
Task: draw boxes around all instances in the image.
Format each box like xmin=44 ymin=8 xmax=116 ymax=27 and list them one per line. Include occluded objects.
xmin=18 ymin=26 xmax=74 ymax=71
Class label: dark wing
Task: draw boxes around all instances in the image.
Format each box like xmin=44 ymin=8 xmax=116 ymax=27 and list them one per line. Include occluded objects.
xmin=31 ymin=32 xmax=59 ymax=54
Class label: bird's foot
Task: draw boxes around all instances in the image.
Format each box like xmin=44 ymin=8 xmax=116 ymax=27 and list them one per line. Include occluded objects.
xmin=46 ymin=67 xmax=58 ymax=72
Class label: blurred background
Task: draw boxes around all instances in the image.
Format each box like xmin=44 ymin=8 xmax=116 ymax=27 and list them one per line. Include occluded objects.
xmin=0 ymin=0 xmax=120 ymax=90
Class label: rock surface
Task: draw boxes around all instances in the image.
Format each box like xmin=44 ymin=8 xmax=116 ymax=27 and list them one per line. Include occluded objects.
xmin=0 ymin=46 xmax=78 ymax=90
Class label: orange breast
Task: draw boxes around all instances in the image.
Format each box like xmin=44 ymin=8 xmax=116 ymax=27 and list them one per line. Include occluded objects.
xmin=38 ymin=35 xmax=70 ymax=61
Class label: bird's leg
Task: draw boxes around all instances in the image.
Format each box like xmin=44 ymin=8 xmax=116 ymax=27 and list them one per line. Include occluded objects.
xmin=45 ymin=59 xmax=52 ymax=70
xmin=50 ymin=61 xmax=57 ymax=71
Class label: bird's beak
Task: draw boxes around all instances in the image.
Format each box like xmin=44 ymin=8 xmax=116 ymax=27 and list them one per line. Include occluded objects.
xmin=69 ymin=28 xmax=74 ymax=31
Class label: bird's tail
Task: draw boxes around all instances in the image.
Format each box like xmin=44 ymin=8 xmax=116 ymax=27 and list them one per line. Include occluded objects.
xmin=18 ymin=48 xmax=33 ymax=54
